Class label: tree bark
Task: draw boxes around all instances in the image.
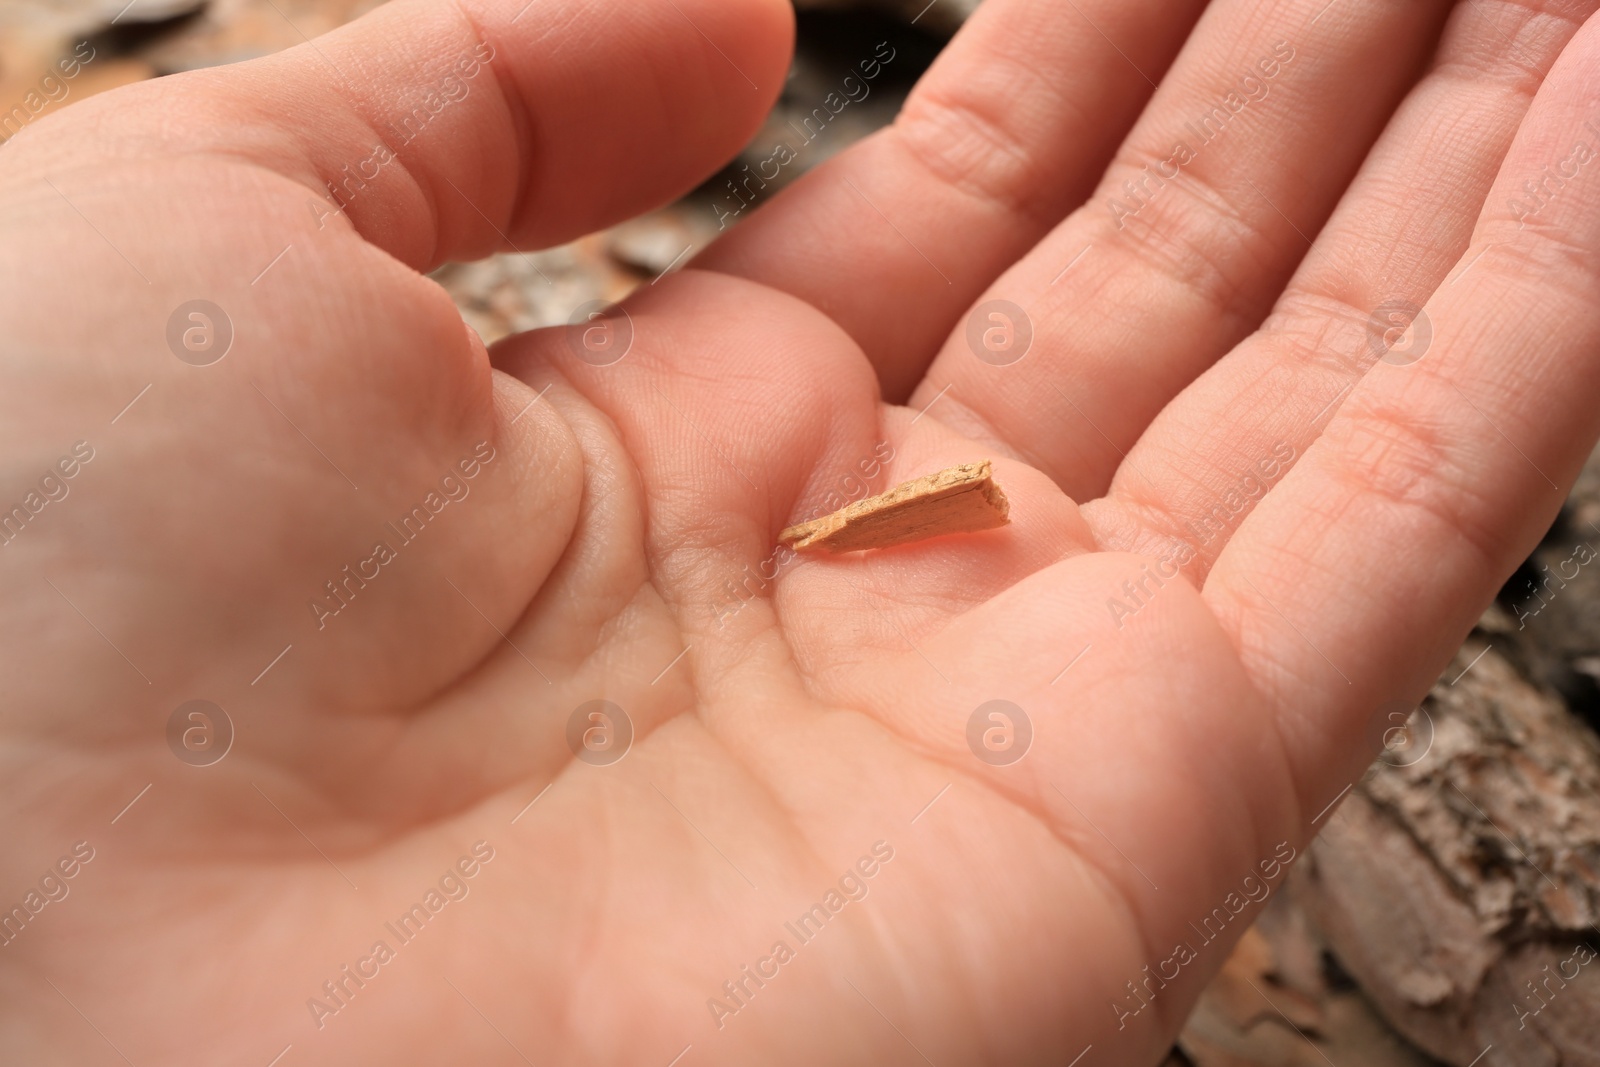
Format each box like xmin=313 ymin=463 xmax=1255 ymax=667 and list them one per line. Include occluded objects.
xmin=1296 ymin=638 xmax=1600 ymax=1065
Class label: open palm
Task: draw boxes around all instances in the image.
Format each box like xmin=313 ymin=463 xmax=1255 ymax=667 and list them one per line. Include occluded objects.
xmin=5 ymin=0 xmax=1600 ymax=1064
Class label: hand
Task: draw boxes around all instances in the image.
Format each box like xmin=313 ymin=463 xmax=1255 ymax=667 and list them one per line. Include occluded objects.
xmin=4 ymin=0 xmax=1598 ymax=1063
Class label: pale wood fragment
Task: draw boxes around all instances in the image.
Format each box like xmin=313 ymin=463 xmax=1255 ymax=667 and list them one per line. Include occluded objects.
xmin=779 ymin=460 xmax=1009 ymax=553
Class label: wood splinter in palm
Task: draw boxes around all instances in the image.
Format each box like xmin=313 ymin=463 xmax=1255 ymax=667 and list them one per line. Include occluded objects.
xmin=779 ymin=460 xmax=1010 ymax=553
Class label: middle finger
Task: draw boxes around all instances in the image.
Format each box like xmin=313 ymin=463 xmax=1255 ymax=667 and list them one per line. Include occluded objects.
xmin=909 ymin=0 xmax=1451 ymax=501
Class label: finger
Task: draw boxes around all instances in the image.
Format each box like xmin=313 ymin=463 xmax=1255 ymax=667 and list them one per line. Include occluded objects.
xmin=697 ymin=0 xmax=1208 ymax=401
xmin=6 ymin=0 xmax=792 ymax=271
xmin=1207 ymin=12 xmax=1600 ymax=822
xmin=905 ymin=0 xmax=1454 ymax=500
xmin=0 ymin=0 xmax=790 ymax=726
xmin=1084 ymin=0 xmax=1599 ymax=577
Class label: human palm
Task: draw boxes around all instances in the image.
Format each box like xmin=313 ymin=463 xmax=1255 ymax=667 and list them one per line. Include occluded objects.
xmin=5 ymin=0 xmax=1600 ymax=1063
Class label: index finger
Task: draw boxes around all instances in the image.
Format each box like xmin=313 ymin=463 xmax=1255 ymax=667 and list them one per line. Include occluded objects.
xmin=697 ymin=0 xmax=1207 ymax=400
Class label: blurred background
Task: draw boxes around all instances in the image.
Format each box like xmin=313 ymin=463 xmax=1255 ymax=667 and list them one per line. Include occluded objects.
xmin=3 ymin=1 xmax=1599 ymax=1063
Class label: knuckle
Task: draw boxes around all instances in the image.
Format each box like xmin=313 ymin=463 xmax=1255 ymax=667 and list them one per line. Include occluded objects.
xmin=1099 ymin=153 xmax=1278 ymax=328
xmin=892 ymin=64 xmax=1074 ymax=226
xmin=1319 ymin=393 xmax=1509 ymax=568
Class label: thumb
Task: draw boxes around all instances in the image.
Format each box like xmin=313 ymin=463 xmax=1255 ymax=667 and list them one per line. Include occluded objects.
xmin=0 ymin=0 xmax=786 ymax=727
xmin=9 ymin=0 xmax=793 ymax=269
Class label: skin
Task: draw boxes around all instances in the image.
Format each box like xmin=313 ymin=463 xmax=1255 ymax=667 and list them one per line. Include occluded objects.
xmin=1 ymin=0 xmax=1599 ymax=1062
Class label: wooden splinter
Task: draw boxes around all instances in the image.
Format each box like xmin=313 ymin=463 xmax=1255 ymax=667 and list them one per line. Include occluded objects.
xmin=779 ymin=460 xmax=1010 ymax=554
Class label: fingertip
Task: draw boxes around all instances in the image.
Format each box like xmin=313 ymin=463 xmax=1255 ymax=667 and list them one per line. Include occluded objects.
xmin=480 ymin=0 xmax=796 ymax=250
xmin=139 ymin=0 xmax=800 ymax=268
